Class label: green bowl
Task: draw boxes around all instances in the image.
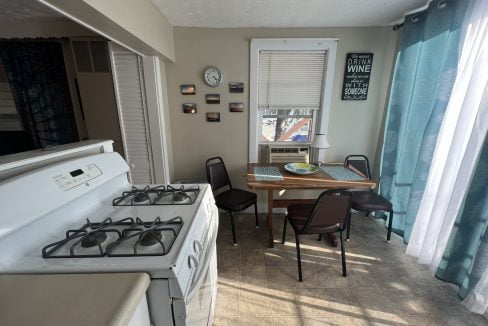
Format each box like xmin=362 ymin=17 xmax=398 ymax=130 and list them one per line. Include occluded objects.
xmin=284 ymin=163 xmax=319 ymax=175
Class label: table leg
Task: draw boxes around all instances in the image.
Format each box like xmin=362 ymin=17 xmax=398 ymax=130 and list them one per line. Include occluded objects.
xmin=267 ymin=189 xmax=274 ymax=248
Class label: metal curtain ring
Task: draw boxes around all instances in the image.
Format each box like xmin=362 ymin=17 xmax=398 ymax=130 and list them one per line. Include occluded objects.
xmin=411 ymin=15 xmax=420 ymax=23
xmin=438 ymin=1 xmax=447 ymax=9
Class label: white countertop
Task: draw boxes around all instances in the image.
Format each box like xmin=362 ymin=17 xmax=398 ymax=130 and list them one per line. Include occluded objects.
xmin=0 ymin=273 xmax=150 ymax=326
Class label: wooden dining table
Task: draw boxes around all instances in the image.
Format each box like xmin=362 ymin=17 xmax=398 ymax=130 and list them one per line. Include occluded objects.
xmin=246 ymin=163 xmax=376 ymax=248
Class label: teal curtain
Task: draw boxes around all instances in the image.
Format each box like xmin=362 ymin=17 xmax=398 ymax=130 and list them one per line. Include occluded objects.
xmin=379 ymin=0 xmax=468 ymax=242
xmin=436 ymin=134 xmax=488 ymax=298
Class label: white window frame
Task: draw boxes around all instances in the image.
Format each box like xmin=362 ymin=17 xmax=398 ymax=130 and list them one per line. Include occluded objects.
xmin=249 ymin=38 xmax=338 ymax=163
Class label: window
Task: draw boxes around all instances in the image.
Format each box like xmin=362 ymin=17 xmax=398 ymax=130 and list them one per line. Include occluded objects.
xmin=249 ymin=39 xmax=337 ymax=162
xmin=258 ymin=50 xmax=326 ymax=143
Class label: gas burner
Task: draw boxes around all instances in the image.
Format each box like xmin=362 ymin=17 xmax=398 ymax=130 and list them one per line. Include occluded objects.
xmin=133 ymin=192 xmax=150 ymax=203
xmin=42 ymin=216 xmax=183 ymax=258
xmin=112 ymin=185 xmax=200 ymax=206
xmin=139 ymin=231 xmax=163 ymax=247
xmin=81 ymin=232 xmax=108 ymax=248
xmin=173 ymin=192 xmax=190 ymax=204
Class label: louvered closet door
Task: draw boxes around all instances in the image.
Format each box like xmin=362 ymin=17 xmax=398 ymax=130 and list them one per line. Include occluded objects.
xmin=109 ymin=44 xmax=154 ymax=184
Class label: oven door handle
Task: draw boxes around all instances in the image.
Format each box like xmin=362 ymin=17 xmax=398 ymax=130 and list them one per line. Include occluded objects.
xmin=186 ymin=240 xmax=216 ymax=303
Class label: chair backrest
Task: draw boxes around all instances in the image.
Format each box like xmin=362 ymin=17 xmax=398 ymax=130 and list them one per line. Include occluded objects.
xmin=206 ymin=157 xmax=232 ymax=191
xmin=344 ymin=155 xmax=371 ymax=179
xmin=301 ymin=189 xmax=352 ymax=234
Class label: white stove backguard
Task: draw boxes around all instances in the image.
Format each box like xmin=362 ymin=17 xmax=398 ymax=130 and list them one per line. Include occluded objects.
xmin=0 ymin=152 xmax=130 ymax=240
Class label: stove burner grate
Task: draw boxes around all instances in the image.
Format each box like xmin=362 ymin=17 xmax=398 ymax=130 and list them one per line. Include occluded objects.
xmin=106 ymin=216 xmax=182 ymax=257
xmin=112 ymin=185 xmax=199 ymax=206
xmin=42 ymin=216 xmax=183 ymax=258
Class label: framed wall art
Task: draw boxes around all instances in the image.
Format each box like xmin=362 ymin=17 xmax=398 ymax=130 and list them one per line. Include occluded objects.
xmin=341 ymin=53 xmax=373 ymax=101
xmin=229 ymin=102 xmax=244 ymax=112
xmin=182 ymin=103 xmax=197 ymax=114
xmin=229 ymin=82 xmax=244 ymax=93
xmin=181 ymin=84 xmax=196 ymax=95
xmin=206 ymin=94 xmax=220 ymax=104
xmin=206 ymin=112 xmax=220 ymax=122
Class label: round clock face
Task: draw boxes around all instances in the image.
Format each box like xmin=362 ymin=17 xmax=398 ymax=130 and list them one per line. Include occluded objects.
xmin=203 ymin=66 xmax=223 ymax=87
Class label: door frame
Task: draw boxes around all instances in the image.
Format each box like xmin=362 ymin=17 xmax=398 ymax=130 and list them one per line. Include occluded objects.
xmin=142 ymin=56 xmax=171 ymax=184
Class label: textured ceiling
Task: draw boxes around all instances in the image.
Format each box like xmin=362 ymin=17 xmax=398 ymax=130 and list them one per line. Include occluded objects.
xmin=151 ymin=0 xmax=428 ymax=28
xmin=0 ymin=0 xmax=65 ymax=22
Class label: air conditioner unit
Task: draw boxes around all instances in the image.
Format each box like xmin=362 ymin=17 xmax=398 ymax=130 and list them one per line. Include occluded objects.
xmin=267 ymin=145 xmax=310 ymax=163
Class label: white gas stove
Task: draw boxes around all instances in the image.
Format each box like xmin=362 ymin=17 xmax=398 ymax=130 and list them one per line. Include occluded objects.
xmin=0 ymin=152 xmax=218 ymax=326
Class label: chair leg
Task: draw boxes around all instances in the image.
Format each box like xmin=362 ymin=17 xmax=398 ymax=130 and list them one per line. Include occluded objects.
xmin=346 ymin=211 xmax=352 ymax=241
xmin=318 ymin=234 xmax=323 ymax=241
xmin=281 ymin=217 xmax=287 ymax=244
xmin=254 ymin=202 xmax=259 ymax=228
xmin=295 ymin=233 xmax=303 ymax=282
xmin=339 ymin=231 xmax=347 ymax=277
xmin=387 ymin=210 xmax=393 ymax=243
xmin=229 ymin=211 xmax=237 ymax=246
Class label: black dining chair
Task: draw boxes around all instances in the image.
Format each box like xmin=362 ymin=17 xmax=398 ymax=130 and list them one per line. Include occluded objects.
xmin=344 ymin=155 xmax=393 ymax=242
xmin=206 ymin=157 xmax=259 ymax=246
xmin=281 ymin=189 xmax=353 ymax=282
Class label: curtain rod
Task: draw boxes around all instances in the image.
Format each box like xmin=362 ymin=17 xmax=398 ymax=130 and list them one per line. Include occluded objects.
xmin=391 ymin=0 xmax=430 ymax=31
xmin=393 ymin=23 xmax=405 ymax=31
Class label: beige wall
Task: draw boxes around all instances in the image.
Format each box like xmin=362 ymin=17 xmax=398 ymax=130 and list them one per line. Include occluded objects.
xmin=166 ymin=27 xmax=397 ymax=207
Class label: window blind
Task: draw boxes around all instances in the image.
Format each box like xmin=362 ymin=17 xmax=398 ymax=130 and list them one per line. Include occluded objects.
xmin=258 ymin=50 xmax=327 ymax=110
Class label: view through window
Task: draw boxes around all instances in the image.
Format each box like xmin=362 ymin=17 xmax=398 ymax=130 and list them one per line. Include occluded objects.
xmin=261 ymin=109 xmax=313 ymax=142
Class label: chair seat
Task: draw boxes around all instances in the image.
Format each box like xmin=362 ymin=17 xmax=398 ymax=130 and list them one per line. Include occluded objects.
xmin=215 ymin=188 xmax=257 ymax=212
xmin=352 ymin=191 xmax=392 ymax=211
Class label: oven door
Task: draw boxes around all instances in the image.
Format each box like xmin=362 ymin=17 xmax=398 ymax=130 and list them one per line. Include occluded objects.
xmin=173 ymin=241 xmax=217 ymax=326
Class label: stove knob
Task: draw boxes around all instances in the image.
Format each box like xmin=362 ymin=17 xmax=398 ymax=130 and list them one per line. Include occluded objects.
xmin=188 ymin=254 xmax=199 ymax=269
xmin=193 ymin=240 xmax=203 ymax=253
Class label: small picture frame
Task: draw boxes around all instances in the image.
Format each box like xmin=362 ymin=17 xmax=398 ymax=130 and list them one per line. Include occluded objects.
xmin=229 ymin=82 xmax=244 ymax=93
xmin=206 ymin=94 xmax=220 ymax=104
xmin=182 ymin=103 xmax=197 ymax=114
xmin=229 ymin=102 xmax=244 ymax=112
xmin=206 ymin=112 xmax=220 ymax=122
xmin=181 ymin=84 xmax=196 ymax=95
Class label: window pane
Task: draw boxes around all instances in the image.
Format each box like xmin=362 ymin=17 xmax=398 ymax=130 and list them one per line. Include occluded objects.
xmin=261 ymin=109 xmax=313 ymax=142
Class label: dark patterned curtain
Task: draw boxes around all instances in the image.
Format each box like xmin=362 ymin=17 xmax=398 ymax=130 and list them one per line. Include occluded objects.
xmin=0 ymin=41 xmax=78 ymax=148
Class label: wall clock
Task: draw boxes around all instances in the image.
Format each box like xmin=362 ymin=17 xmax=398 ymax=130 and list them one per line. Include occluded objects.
xmin=203 ymin=66 xmax=223 ymax=87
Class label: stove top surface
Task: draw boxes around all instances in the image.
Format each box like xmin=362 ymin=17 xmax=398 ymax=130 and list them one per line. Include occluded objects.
xmin=0 ymin=183 xmax=214 ymax=278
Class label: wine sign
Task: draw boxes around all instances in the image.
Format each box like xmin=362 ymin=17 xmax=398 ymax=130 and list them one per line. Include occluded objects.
xmin=341 ymin=53 xmax=373 ymax=101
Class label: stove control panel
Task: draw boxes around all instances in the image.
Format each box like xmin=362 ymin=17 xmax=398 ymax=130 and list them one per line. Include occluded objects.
xmin=52 ymin=164 xmax=102 ymax=191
